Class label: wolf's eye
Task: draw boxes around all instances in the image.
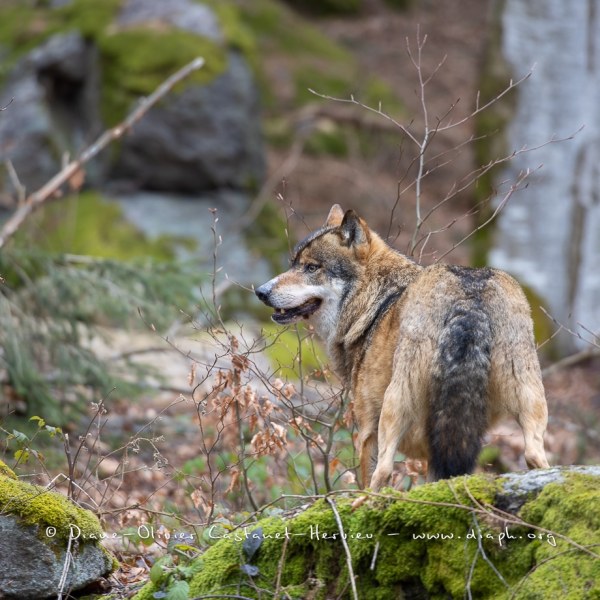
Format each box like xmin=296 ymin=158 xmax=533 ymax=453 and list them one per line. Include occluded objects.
xmin=305 ymin=264 xmax=320 ymax=273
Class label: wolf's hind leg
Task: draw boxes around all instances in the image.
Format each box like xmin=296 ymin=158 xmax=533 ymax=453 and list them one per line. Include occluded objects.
xmin=508 ymin=374 xmax=550 ymax=469
xmin=370 ymin=394 xmax=412 ymax=491
xmin=517 ymin=390 xmax=549 ymax=469
xmin=357 ymin=430 xmax=378 ymax=488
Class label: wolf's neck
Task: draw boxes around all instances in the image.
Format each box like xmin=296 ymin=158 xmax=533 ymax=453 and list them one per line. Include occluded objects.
xmin=329 ymin=248 xmax=422 ymax=382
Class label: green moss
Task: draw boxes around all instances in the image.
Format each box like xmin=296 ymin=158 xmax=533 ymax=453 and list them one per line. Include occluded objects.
xmin=264 ymin=117 xmax=295 ymax=148
xmin=241 ymin=0 xmax=350 ymax=63
xmin=305 ymin=126 xmax=349 ymax=158
xmin=0 ymin=4 xmax=52 ymax=82
xmin=0 ymin=472 xmax=103 ymax=542
xmin=202 ymin=0 xmax=257 ymax=62
xmin=261 ymin=325 xmax=328 ymax=380
xmin=53 ymin=0 xmax=122 ymax=38
xmin=14 ymin=191 xmax=191 ymax=261
xmin=132 ymin=472 xmax=600 ymax=599
xmin=283 ymin=0 xmax=362 ymax=16
xmin=513 ymin=473 xmax=600 ymax=598
xmin=98 ymin=28 xmax=226 ymax=125
xmin=0 ymin=459 xmax=17 ymax=480
xmin=362 ymin=77 xmax=406 ymax=116
xmin=0 ymin=0 xmax=122 ymax=84
xmin=293 ymin=65 xmax=355 ymax=105
xmin=478 ymin=444 xmax=508 ymax=474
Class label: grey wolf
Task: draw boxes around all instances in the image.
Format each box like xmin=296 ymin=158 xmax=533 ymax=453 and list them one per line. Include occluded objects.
xmin=255 ymin=205 xmax=550 ymax=490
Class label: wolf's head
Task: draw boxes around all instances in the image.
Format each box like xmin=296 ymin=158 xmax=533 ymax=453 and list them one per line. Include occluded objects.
xmin=255 ymin=205 xmax=373 ymax=336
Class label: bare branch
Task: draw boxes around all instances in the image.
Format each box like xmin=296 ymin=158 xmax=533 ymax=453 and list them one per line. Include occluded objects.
xmin=0 ymin=57 xmax=205 ymax=249
xmin=542 ymin=347 xmax=600 ymax=378
xmin=435 ymin=167 xmax=535 ymax=263
xmin=539 ymin=307 xmax=600 ymax=350
xmin=0 ymin=97 xmax=13 ymax=111
xmin=308 ymin=88 xmax=420 ymax=147
xmin=5 ymin=160 xmax=26 ymax=205
xmin=437 ymin=68 xmax=534 ymax=132
xmin=326 ymin=496 xmax=359 ymax=600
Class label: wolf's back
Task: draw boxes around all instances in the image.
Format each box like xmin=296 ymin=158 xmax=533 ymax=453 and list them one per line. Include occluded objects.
xmin=426 ymin=266 xmax=493 ymax=480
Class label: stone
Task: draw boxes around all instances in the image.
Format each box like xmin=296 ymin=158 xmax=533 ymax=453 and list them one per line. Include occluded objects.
xmin=118 ymin=0 xmax=223 ymax=41
xmin=0 ymin=1 xmax=264 ymax=201
xmin=132 ymin=466 xmax=600 ymax=599
xmin=497 ymin=464 xmax=600 ymax=513
xmin=111 ymin=50 xmax=265 ymax=193
xmin=0 ymin=465 xmax=114 ymax=599
xmin=0 ymin=32 xmax=102 ymax=205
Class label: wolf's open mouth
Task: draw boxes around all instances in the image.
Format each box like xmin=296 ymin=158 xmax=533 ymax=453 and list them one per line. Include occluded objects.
xmin=272 ymin=298 xmax=322 ymax=324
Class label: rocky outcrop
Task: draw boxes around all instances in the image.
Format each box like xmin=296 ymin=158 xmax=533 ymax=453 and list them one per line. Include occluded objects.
xmin=113 ymin=51 xmax=264 ymax=192
xmin=0 ymin=31 xmax=103 ymax=201
xmin=0 ymin=0 xmax=264 ymax=203
xmin=0 ymin=460 xmax=114 ymax=599
xmin=134 ymin=466 xmax=600 ymax=599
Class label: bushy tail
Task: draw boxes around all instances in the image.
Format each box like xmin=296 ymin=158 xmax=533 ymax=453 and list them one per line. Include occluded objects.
xmin=427 ymin=301 xmax=492 ymax=481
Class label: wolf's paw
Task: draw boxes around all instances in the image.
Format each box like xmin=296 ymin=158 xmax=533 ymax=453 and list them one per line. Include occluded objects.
xmin=369 ymin=469 xmax=391 ymax=492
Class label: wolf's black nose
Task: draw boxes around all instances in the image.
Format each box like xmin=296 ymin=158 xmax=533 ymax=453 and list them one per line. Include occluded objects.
xmin=255 ymin=284 xmax=269 ymax=303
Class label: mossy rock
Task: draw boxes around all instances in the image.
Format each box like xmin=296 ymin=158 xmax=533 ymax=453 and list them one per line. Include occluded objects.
xmin=0 ymin=0 xmax=264 ymax=195
xmin=97 ymin=27 xmax=226 ymax=126
xmin=283 ymin=0 xmax=362 ymax=16
xmin=0 ymin=470 xmax=115 ymax=598
xmin=134 ymin=467 xmax=600 ymax=599
xmin=0 ymin=471 xmax=103 ymax=542
xmin=0 ymin=459 xmax=17 ymax=480
xmin=12 ymin=191 xmax=187 ymax=262
xmin=0 ymin=0 xmax=245 ymax=120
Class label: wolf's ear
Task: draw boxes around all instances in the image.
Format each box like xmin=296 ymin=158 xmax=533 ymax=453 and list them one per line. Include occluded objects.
xmin=340 ymin=210 xmax=370 ymax=259
xmin=325 ymin=204 xmax=345 ymax=227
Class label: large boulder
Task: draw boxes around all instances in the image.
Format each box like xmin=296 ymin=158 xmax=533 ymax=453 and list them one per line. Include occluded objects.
xmin=134 ymin=466 xmax=600 ymax=599
xmin=0 ymin=0 xmax=264 ymax=202
xmin=0 ymin=31 xmax=103 ymax=204
xmin=0 ymin=460 xmax=115 ymax=599
xmin=113 ymin=50 xmax=264 ymax=192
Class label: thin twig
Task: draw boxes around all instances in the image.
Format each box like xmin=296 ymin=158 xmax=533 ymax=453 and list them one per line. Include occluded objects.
xmin=5 ymin=160 xmax=26 ymax=205
xmin=542 ymin=347 xmax=600 ymax=377
xmin=326 ymin=496 xmax=359 ymax=600
xmin=56 ymin=528 xmax=75 ymax=600
xmin=308 ymin=88 xmax=419 ymax=147
xmin=274 ymin=535 xmax=289 ymax=599
xmin=434 ymin=168 xmax=533 ymax=263
xmin=540 ymin=307 xmax=600 ymax=350
xmin=407 ymin=30 xmax=431 ymax=254
xmin=0 ymin=57 xmax=205 ymax=249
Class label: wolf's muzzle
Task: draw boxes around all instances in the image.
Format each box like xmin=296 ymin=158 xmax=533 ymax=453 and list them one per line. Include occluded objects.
xmin=255 ymin=282 xmax=273 ymax=306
